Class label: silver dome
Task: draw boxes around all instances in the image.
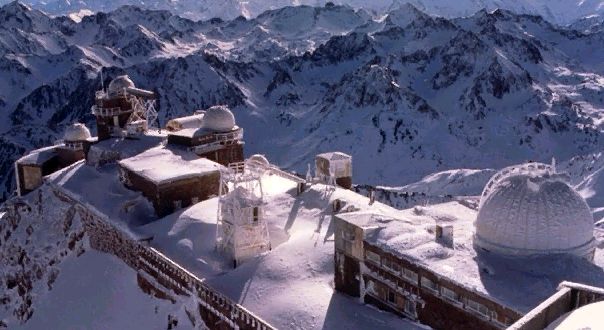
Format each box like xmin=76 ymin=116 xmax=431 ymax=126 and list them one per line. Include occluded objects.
xmin=200 ymin=105 xmax=236 ymax=133
xmin=475 ymin=163 xmax=594 ymax=258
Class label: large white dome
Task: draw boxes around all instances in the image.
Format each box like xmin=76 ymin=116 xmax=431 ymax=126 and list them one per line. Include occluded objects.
xmin=200 ymin=105 xmax=236 ymax=133
xmin=108 ymin=75 xmax=135 ymax=96
xmin=475 ymin=163 xmax=595 ymax=258
xmin=63 ymin=123 xmax=91 ymax=141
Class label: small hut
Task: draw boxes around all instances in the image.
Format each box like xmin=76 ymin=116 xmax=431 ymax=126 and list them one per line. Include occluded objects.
xmin=315 ymin=152 xmax=353 ymax=189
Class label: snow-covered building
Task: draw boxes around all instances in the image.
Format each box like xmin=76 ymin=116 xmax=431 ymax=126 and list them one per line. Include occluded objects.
xmin=15 ymin=123 xmax=96 ymax=196
xmin=56 ymin=123 xmax=95 ymax=167
xmin=334 ymin=162 xmax=603 ymax=330
xmin=216 ymin=161 xmax=271 ymax=267
xmin=118 ymin=147 xmax=223 ymax=217
xmin=475 ymin=162 xmax=595 ymax=259
xmin=92 ymin=75 xmax=157 ymax=141
xmin=167 ymin=105 xmax=244 ymax=166
xmin=315 ymin=152 xmax=352 ymax=189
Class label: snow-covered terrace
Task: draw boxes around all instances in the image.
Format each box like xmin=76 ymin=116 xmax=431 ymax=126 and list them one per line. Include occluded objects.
xmin=43 ymin=135 xmax=423 ymax=329
xmin=16 ymin=145 xmax=58 ymax=165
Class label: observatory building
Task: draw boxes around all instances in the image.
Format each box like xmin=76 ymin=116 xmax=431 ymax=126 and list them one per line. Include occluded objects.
xmin=56 ymin=123 xmax=95 ymax=167
xmin=475 ymin=162 xmax=595 ymax=260
xmin=15 ymin=123 xmax=95 ymax=196
xmin=334 ymin=162 xmax=603 ymax=330
xmin=315 ymin=152 xmax=352 ymax=189
xmin=92 ymin=75 xmax=157 ymax=141
xmin=167 ymin=105 xmax=244 ymax=166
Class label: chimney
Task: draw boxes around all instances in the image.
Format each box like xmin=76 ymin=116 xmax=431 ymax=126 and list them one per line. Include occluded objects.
xmin=435 ymin=224 xmax=454 ymax=248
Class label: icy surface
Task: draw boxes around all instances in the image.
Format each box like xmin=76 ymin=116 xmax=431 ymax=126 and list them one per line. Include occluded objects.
xmin=14 ymin=250 xmax=201 ymax=330
xmin=119 ymin=146 xmax=222 ymax=184
xmin=135 ymin=174 xmax=424 ymax=329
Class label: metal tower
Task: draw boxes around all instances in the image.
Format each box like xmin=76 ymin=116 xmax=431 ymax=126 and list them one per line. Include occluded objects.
xmin=216 ymin=161 xmax=270 ymax=267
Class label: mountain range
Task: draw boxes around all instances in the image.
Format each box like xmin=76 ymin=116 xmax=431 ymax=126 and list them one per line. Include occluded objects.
xmin=0 ymin=1 xmax=604 ymax=213
xmin=3 ymin=0 xmax=604 ymax=25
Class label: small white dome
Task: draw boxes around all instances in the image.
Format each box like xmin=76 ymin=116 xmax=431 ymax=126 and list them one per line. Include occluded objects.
xmin=200 ymin=105 xmax=236 ymax=133
xmin=108 ymin=75 xmax=135 ymax=96
xmin=248 ymin=154 xmax=270 ymax=167
xmin=546 ymin=301 xmax=604 ymax=330
xmin=475 ymin=163 xmax=594 ymax=258
xmin=64 ymin=123 xmax=91 ymax=142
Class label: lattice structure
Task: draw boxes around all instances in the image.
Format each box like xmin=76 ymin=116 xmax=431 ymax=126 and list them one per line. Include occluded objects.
xmin=216 ymin=161 xmax=270 ymax=267
xmin=125 ymin=94 xmax=157 ymax=136
xmin=91 ymin=75 xmax=157 ymax=139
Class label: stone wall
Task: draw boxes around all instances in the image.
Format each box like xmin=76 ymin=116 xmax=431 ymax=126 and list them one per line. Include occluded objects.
xmin=52 ymin=186 xmax=275 ymax=330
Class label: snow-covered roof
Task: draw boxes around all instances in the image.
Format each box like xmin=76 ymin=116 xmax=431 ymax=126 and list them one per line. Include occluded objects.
xmin=316 ymin=151 xmax=352 ymax=161
xmin=199 ymin=105 xmax=236 ymax=133
xmin=108 ymin=75 xmax=135 ymax=96
xmin=165 ymin=114 xmax=204 ymax=132
xmin=119 ymin=146 xmax=223 ymax=185
xmin=87 ymin=132 xmax=165 ymax=165
xmin=17 ymin=145 xmax=58 ymax=166
xmin=347 ymin=201 xmax=604 ymax=313
xmin=475 ymin=163 xmax=595 ymax=257
xmin=248 ymin=154 xmax=270 ymax=167
xmin=63 ymin=123 xmax=92 ymax=142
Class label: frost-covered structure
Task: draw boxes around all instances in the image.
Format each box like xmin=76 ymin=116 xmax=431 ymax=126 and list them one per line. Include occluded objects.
xmin=475 ymin=162 xmax=595 ymax=259
xmin=216 ymin=161 xmax=270 ymax=267
xmin=92 ymin=75 xmax=157 ymax=140
xmin=315 ymin=152 xmax=353 ymax=189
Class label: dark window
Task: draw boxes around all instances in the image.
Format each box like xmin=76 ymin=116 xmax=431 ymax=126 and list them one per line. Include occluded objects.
xmin=253 ymin=207 xmax=259 ymax=223
xmin=388 ymin=290 xmax=396 ymax=304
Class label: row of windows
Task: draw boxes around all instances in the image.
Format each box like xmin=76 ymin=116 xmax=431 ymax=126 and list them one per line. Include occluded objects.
xmin=366 ymin=250 xmax=508 ymax=325
xmin=367 ymin=251 xmax=419 ymax=285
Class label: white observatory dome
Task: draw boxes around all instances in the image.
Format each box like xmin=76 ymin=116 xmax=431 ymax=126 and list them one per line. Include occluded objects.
xmin=475 ymin=162 xmax=595 ymax=258
xmin=108 ymin=75 xmax=135 ymax=96
xmin=63 ymin=123 xmax=91 ymax=142
xmin=200 ymin=105 xmax=236 ymax=133
xmin=546 ymin=301 xmax=604 ymax=330
xmin=248 ymin=154 xmax=270 ymax=167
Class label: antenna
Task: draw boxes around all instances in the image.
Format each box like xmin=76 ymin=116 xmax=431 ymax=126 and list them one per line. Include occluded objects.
xmin=100 ymin=68 xmax=105 ymax=92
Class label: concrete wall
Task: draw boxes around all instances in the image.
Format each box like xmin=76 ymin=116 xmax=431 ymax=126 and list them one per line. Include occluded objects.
xmin=120 ymin=166 xmax=221 ymax=218
xmin=199 ymin=143 xmax=244 ymax=167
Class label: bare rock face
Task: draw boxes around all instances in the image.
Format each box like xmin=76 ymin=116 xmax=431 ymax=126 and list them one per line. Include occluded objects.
xmin=0 ymin=186 xmax=86 ymax=325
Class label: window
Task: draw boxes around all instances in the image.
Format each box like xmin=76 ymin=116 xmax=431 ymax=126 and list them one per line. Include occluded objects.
xmin=382 ymin=258 xmax=401 ymax=273
xmin=366 ymin=250 xmax=380 ymax=264
xmin=421 ymin=277 xmax=439 ymax=293
xmin=467 ymin=299 xmax=490 ymax=318
xmin=252 ymin=207 xmax=259 ymax=223
xmin=401 ymin=268 xmax=418 ymax=285
xmin=404 ymin=299 xmax=417 ymax=317
xmin=441 ymin=287 xmax=462 ymax=304
xmin=387 ymin=290 xmax=396 ymax=304
xmin=342 ymin=230 xmax=355 ymax=241
xmin=173 ymin=200 xmax=182 ymax=210
xmin=191 ymin=197 xmax=199 ymax=204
